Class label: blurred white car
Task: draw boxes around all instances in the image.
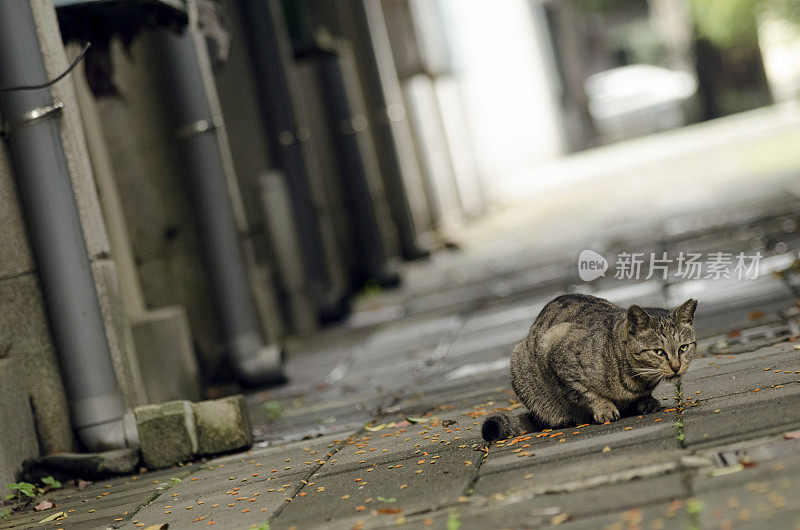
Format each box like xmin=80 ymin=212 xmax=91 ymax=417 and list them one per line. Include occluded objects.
xmin=585 ymin=64 xmax=698 ymax=142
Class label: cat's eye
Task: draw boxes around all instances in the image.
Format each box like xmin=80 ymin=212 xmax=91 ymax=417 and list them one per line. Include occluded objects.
xmin=678 ymin=342 xmax=694 ymax=353
xmin=653 ymin=349 xmax=667 ymax=356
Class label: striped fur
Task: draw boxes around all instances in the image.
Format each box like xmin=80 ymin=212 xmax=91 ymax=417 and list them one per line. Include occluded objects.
xmin=482 ymin=294 xmax=697 ymax=441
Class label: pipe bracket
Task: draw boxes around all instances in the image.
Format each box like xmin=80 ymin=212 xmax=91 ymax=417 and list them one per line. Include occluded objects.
xmin=176 ymin=116 xmax=223 ymax=140
xmin=1 ymin=100 xmax=64 ymax=140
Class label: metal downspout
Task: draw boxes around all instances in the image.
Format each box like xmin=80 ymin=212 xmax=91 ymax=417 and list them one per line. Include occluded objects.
xmin=151 ymin=24 xmax=285 ymax=386
xmin=350 ymin=0 xmax=430 ymax=261
xmin=310 ymin=47 xmax=399 ymax=287
xmin=0 ymin=0 xmax=134 ymax=451
xmin=238 ymin=0 xmax=344 ymax=319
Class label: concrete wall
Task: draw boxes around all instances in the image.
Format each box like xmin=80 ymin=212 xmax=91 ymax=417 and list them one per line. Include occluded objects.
xmin=94 ymin=24 xmax=283 ymax=380
xmin=0 ymin=0 xmax=148 ymax=471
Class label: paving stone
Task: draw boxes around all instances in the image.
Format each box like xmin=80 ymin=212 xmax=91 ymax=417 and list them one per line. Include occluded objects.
xmin=273 ymin=446 xmax=478 ymax=528
xmin=396 ymin=472 xmax=688 ymax=530
xmin=682 ymin=382 xmax=800 ymax=446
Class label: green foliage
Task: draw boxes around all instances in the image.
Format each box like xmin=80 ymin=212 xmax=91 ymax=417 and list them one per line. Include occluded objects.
xmin=690 ymin=0 xmax=761 ymax=49
xmin=447 ymin=509 xmax=461 ymax=530
xmin=5 ymin=482 xmax=35 ymax=502
xmin=41 ymin=476 xmax=61 ymax=489
xmin=690 ymin=0 xmax=800 ymax=50
xmin=0 ymin=508 xmax=11 ymax=518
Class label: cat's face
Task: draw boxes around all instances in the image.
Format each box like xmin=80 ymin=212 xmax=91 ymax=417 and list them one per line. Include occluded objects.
xmin=625 ymin=299 xmax=698 ymax=384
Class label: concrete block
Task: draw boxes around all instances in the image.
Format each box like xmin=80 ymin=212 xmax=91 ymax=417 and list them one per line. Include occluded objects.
xmin=192 ymin=395 xmax=253 ymax=456
xmin=138 ymin=254 xmax=223 ymax=373
xmin=131 ymin=306 xmax=202 ymax=404
xmin=92 ymin=259 xmax=147 ymax=409
xmin=0 ymin=357 xmax=41 ymax=488
xmin=242 ymin=236 xmax=287 ymax=341
xmin=0 ymin=151 xmax=36 ymax=280
xmin=21 ymin=448 xmax=139 ymax=483
xmin=0 ymin=273 xmax=75 ymax=454
xmin=134 ymin=400 xmax=197 ymax=470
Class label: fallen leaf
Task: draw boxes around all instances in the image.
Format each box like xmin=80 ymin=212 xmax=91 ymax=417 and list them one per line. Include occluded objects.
xmin=784 ymin=431 xmax=800 ymax=439
xmin=551 ymin=513 xmax=571 ymax=525
xmin=38 ymin=512 xmax=66 ymax=524
xmin=748 ymin=311 xmax=765 ymax=320
xmin=76 ymin=479 xmax=92 ymax=490
xmin=394 ymin=420 xmax=411 ymax=428
xmin=364 ymin=423 xmax=386 ymax=432
xmin=709 ymin=464 xmax=744 ymax=476
xmin=602 ymin=446 xmax=611 ymax=452
xmin=34 ymin=500 xmax=54 ymax=511
xmin=406 ymin=417 xmax=430 ymax=424
xmin=377 ymin=508 xmax=402 ymax=515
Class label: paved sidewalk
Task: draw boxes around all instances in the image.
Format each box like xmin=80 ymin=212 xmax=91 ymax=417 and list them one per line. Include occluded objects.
xmin=4 ymin=111 xmax=800 ymax=528
xmin=3 ymin=341 xmax=799 ymax=529
xmin=4 ymin=192 xmax=800 ymax=529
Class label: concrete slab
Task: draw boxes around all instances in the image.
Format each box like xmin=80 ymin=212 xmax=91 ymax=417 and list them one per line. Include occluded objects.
xmin=0 ymin=273 xmax=75 ymax=454
xmin=193 ymin=395 xmax=253 ymax=456
xmin=135 ymin=400 xmax=197 ymax=470
xmin=273 ymin=446 xmax=479 ymax=528
xmin=130 ymin=306 xmax=202 ymax=403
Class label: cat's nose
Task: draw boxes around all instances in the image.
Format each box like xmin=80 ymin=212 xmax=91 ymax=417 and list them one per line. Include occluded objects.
xmin=669 ymin=360 xmax=681 ymax=373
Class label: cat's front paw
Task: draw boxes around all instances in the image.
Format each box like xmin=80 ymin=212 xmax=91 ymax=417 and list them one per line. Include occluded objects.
xmin=592 ymin=402 xmax=620 ymax=423
xmin=635 ymin=396 xmax=661 ymax=414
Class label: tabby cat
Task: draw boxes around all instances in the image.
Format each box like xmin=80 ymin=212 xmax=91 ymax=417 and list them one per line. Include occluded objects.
xmin=482 ymin=293 xmax=697 ymax=442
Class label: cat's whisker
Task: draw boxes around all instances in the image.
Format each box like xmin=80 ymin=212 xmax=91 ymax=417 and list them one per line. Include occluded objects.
xmin=633 ymin=368 xmax=664 ymax=384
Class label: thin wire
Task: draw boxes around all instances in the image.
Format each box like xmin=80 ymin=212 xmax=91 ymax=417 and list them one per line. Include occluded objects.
xmin=0 ymin=42 xmax=91 ymax=92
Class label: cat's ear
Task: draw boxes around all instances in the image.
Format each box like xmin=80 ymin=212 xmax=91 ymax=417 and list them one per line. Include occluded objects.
xmin=627 ymin=305 xmax=651 ymax=334
xmin=673 ymin=298 xmax=698 ymax=325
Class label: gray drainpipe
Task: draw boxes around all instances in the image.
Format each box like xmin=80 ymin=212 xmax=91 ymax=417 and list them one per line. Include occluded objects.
xmin=238 ymin=0 xmax=345 ymax=320
xmin=0 ymin=0 xmax=135 ymax=451
xmin=150 ymin=24 xmax=285 ymax=386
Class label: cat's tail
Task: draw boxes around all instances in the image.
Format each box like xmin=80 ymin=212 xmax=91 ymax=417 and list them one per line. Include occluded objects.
xmin=481 ymin=411 xmax=540 ymax=442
